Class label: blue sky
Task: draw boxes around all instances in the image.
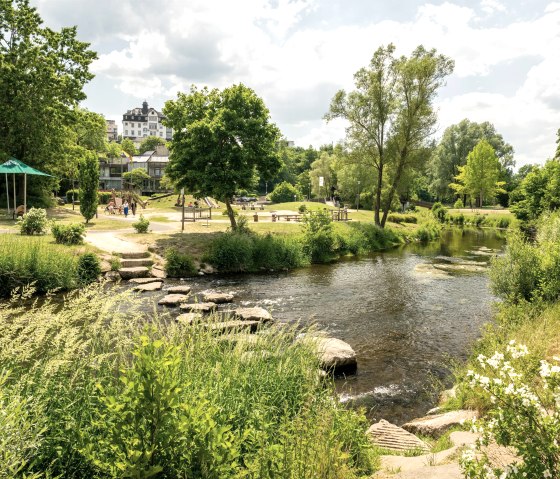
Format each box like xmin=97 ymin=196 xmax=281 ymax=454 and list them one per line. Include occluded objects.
xmin=32 ymin=0 xmax=560 ymax=167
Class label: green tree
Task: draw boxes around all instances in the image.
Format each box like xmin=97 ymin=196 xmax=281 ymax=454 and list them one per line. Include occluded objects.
xmin=79 ymin=151 xmax=99 ymax=223
xmin=309 ymin=151 xmax=337 ymax=199
xmin=555 ymin=128 xmax=560 ymax=161
xmin=450 ymin=140 xmax=504 ymax=207
xmin=428 ymin=119 xmax=514 ymax=202
xmin=269 ymin=181 xmax=302 ymax=203
xmin=123 ymin=168 xmax=150 ymax=190
xmin=326 ymin=44 xmax=453 ymax=227
xmin=120 ymin=138 xmax=137 ymax=157
xmin=163 ymin=84 xmax=281 ymax=228
xmin=106 ymin=142 xmax=122 ymax=161
xmin=138 ymin=135 xmax=166 ymax=154
xmin=73 ymin=108 xmax=107 ymax=152
xmin=0 ymin=0 xmax=96 ymax=202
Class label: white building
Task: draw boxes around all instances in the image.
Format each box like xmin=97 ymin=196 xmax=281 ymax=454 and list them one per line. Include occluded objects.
xmin=122 ymin=101 xmax=173 ymax=147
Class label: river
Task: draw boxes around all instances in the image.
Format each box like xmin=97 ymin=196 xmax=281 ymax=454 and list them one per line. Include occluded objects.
xmin=176 ymin=228 xmax=506 ymax=424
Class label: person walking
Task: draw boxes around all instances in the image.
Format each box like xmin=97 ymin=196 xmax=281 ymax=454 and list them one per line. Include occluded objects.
xmin=123 ymin=200 xmax=129 ymax=218
xmin=131 ymin=200 xmax=137 ymax=216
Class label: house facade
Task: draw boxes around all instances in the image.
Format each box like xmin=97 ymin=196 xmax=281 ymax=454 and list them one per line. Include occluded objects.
xmin=106 ymin=119 xmax=118 ymax=142
xmin=122 ymin=101 xmax=173 ymax=148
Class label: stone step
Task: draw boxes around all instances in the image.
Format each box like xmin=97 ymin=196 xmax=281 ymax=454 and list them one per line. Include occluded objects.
xmin=129 ymin=277 xmax=164 ymax=284
xmin=166 ymin=285 xmax=192 ymax=294
xmin=202 ymin=292 xmax=234 ymax=304
xmin=180 ymin=302 xmax=217 ymax=313
xmin=402 ymin=410 xmax=477 ymax=438
xmin=367 ymin=419 xmax=430 ymax=454
xmin=208 ymin=320 xmax=260 ymax=334
xmin=158 ymin=294 xmax=190 ymax=306
xmin=119 ymin=266 xmax=150 ymax=279
xmin=233 ymin=307 xmax=272 ymax=323
xmin=120 ymin=258 xmax=154 ymax=268
xmin=119 ymin=251 xmax=150 ymax=259
xmin=133 ymin=282 xmax=163 ymax=292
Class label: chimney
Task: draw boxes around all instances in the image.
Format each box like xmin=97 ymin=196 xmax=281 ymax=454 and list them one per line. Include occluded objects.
xmin=142 ymin=100 xmax=148 ymax=115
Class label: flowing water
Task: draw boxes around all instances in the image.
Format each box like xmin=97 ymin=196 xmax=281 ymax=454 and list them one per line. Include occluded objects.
xmin=172 ymin=228 xmax=506 ymax=424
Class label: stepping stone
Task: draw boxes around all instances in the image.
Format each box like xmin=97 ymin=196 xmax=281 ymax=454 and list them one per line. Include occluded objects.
xmin=202 ymin=292 xmax=234 ymax=304
xmin=133 ymin=282 xmax=162 ymax=292
xmin=176 ymin=313 xmax=203 ymax=325
xmin=311 ymin=336 xmax=357 ymax=374
xmin=180 ymin=302 xmax=217 ymax=313
xmin=151 ymin=266 xmax=166 ymax=279
xmin=129 ymin=277 xmax=164 ymax=284
xmin=119 ymin=251 xmax=150 ymax=259
xmin=402 ymin=410 xmax=477 ymax=438
xmin=208 ymin=320 xmax=260 ymax=334
xmin=167 ymin=285 xmax=192 ymax=294
xmin=234 ymin=307 xmax=272 ymax=323
xmin=120 ymin=258 xmax=153 ymax=268
xmin=158 ymin=294 xmax=190 ymax=306
xmin=105 ymin=271 xmax=121 ymax=282
xmin=367 ymin=419 xmax=430 ymax=454
xmin=119 ymin=266 xmax=150 ymax=280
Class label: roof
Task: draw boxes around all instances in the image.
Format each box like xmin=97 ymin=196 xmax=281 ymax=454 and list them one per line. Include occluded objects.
xmin=0 ymin=157 xmax=52 ymax=176
xmin=149 ymin=156 xmax=169 ymax=163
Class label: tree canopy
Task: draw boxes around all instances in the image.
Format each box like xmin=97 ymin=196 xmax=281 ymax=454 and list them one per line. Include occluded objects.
xmin=138 ymin=136 xmax=166 ymax=154
xmin=326 ymin=44 xmax=453 ymax=227
xmin=120 ymin=138 xmax=136 ymax=157
xmin=163 ymin=84 xmax=281 ymax=228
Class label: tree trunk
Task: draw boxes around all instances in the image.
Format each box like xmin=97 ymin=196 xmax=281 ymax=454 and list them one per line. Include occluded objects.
xmin=380 ymin=156 xmax=407 ymax=228
xmin=225 ymin=198 xmax=237 ymax=229
xmin=374 ymin=164 xmax=383 ymax=227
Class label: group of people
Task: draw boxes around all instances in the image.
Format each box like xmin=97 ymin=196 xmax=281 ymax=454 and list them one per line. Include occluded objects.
xmin=106 ymin=199 xmax=137 ymax=217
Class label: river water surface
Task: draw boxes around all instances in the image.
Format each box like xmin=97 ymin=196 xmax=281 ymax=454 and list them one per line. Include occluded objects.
xmin=176 ymin=228 xmax=506 ymax=424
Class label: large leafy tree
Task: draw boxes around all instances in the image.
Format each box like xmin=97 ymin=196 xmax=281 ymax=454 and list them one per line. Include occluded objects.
xmin=0 ymin=0 xmax=97 ymax=202
xmin=138 ymin=135 xmax=166 ymax=154
xmin=163 ymin=84 xmax=281 ymax=228
xmin=120 ymin=138 xmax=136 ymax=157
xmin=326 ymin=44 xmax=453 ymax=227
xmin=450 ymin=140 xmax=504 ymax=207
xmin=428 ymin=119 xmax=514 ymax=202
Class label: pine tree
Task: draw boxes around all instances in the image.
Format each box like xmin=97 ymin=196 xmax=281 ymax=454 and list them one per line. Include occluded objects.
xmin=79 ymin=152 xmax=99 ymax=223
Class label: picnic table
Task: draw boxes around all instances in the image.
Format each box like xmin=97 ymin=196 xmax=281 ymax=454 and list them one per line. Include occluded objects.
xmin=271 ymin=213 xmax=301 ymax=222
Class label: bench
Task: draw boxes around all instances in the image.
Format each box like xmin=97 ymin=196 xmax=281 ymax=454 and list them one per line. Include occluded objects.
xmin=272 ymin=213 xmax=301 ymax=222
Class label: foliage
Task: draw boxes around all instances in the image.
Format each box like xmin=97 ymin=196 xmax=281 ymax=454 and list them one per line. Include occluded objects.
xmin=138 ymin=135 xmax=166 ymax=154
xmin=326 ymin=43 xmax=454 ymax=227
xmin=120 ymin=138 xmax=137 ymax=156
xmin=454 ymin=198 xmax=464 ymax=209
xmin=98 ymin=191 xmax=112 ymax=204
xmin=431 ymin=202 xmax=448 ymax=223
xmin=448 ymin=213 xmax=465 ymax=226
xmin=66 ymin=189 xmax=80 ymax=203
xmin=51 ymin=222 xmax=86 ymax=245
xmin=428 ymin=119 xmax=514 ymax=201
xmin=164 ymin=84 xmax=281 ymax=229
xmin=309 ymin=150 xmax=337 ymax=198
xmin=123 ymin=168 xmax=151 ymax=190
xmin=165 ymin=248 xmax=197 ymax=277
xmin=461 ymin=342 xmax=560 ymax=479
xmin=76 ymin=253 xmax=101 ymax=285
xmin=414 ymin=221 xmax=442 ymax=243
xmin=0 ymin=235 xmax=78 ymax=296
xmin=302 ymin=210 xmax=337 ymax=263
xmin=269 ymin=181 xmax=302 ymax=203
xmin=298 ymin=204 xmax=307 ymax=213
xmin=0 ymin=285 xmax=378 ymax=477
xmin=387 ymin=213 xmax=417 ymax=224
xmin=450 ymin=140 xmax=505 ymax=206
xmin=79 ymin=151 xmax=99 ymax=223
xmin=132 ymin=215 xmax=150 ymax=234
xmin=18 ymin=207 xmax=49 ymax=235
xmin=0 ymin=0 xmax=96 ymax=202
xmin=109 ymin=255 xmax=121 ymax=271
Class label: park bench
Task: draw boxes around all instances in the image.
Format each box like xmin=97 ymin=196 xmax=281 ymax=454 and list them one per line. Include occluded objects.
xmin=271 ymin=213 xmax=301 ymax=222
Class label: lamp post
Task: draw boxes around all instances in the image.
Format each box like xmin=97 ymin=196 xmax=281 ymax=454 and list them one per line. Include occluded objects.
xmin=357 ymin=180 xmax=361 ymax=211
xmin=265 ymin=181 xmax=268 ymax=196
xmin=293 ymin=194 xmax=296 ymax=203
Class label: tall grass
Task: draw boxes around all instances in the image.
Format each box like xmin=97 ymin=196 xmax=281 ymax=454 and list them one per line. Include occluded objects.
xmin=0 ymin=235 xmax=79 ymax=297
xmin=0 ymin=285 xmax=378 ymax=478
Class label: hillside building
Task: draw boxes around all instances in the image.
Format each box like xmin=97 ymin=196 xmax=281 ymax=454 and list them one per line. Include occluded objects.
xmin=122 ymin=101 xmax=173 ymax=147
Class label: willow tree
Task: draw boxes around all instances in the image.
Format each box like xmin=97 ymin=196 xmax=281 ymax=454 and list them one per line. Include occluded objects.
xmin=326 ymin=44 xmax=454 ymax=227
xmin=163 ymin=84 xmax=281 ymax=228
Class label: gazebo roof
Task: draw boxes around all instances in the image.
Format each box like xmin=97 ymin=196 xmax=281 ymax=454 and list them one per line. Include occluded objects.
xmin=0 ymin=157 xmax=52 ymax=176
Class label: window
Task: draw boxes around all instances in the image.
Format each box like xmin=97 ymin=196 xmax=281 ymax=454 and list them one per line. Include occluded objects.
xmin=124 ymin=130 xmax=128 ymax=135
xmin=124 ymin=122 xmax=128 ymax=127
xmin=149 ymin=123 xmax=157 ymax=130
xmin=131 ymin=131 xmax=135 ymax=136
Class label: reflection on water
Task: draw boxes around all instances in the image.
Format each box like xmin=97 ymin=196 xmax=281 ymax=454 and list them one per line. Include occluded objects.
xmin=151 ymin=228 xmax=506 ymax=424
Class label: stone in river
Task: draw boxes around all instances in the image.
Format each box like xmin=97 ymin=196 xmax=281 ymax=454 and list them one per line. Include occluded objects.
xmin=119 ymin=266 xmax=149 ymax=280
xmin=311 ymin=336 xmax=357 ymax=375
xmin=129 ymin=277 xmax=164 ymax=284
xmin=167 ymin=285 xmax=192 ymax=294
xmin=158 ymin=294 xmax=190 ymax=306
xmin=234 ymin=307 xmax=272 ymax=323
xmin=402 ymin=410 xmax=477 ymax=438
xmin=180 ymin=302 xmax=217 ymax=313
xmin=202 ymin=292 xmax=234 ymax=304
xmin=133 ymin=282 xmax=163 ymax=292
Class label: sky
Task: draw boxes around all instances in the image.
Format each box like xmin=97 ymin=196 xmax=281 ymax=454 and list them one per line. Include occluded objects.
xmin=31 ymin=0 xmax=560 ymax=168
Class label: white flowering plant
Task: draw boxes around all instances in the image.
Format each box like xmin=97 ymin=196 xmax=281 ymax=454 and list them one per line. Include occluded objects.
xmin=460 ymin=341 xmax=560 ymax=479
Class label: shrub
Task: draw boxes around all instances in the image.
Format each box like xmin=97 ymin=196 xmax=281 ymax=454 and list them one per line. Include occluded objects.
xmin=66 ymin=189 xmax=79 ymax=203
xmin=269 ymin=181 xmax=302 ymax=203
xmin=109 ymin=255 xmax=121 ymax=271
xmin=298 ymin=204 xmax=307 ymax=214
xmin=132 ymin=215 xmax=150 ymax=233
xmin=431 ymin=202 xmax=448 ymax=223
xmin=76 ymin=253 xmax=101 ymax=285
xmin=18 ymin=207 xmax=49 ymax=235
xmin=387 ymin=213 xmax=417 ymax=224
xmin=448 ymin=213 xmax=465 ymax=226
xmin=252 ymin=233 xmax=308 ymax=270
xmin=349 ymin=223 xmax=402 ymax=250
xmin=203 ymin=231 xmax=255 ymax=272
xmin=335 ymin=227 xmax=368 ymax=256
xmin=453 ymin=198 xmax=464 ymax=209
xmin=165 ymin=248 xmax=197 ymax=277
xmin=415 ymin=221 xmax=441 ymax=243
xmin=222 ymin=208 xmax=238 ymax=216
xmin=97 ymin=191 xmax=112 ymax=204
xmin=51 ymin=222 xmax=86 ymax=245
xmin=302 ymin=210 xmax=336 ymax=263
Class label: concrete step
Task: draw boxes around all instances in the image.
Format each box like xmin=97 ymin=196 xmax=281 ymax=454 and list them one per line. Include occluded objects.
xmin=119 ymin=251 xmax=150 ymax=259
xmin=120 ymin=258 xmax=153 ymax=268
xmin=119 ymin=267 xmax=150 ymax=279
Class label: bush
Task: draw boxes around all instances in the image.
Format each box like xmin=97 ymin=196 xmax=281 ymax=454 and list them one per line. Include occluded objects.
xmin=453 ymin=198 xmax=464 ymax=209
xmin=165 ymin=248 xmax=197 ymax=277
xmin=222 ymin=208 xmax=238 ymax=217
xmin=349 ymin=223 xmax=402 ymax=250
xmin=302 ymin=210 xmax=336 ymax=263
xmin=77 ymin=253 xmax=101 ymax=285
xmin=18 ymin=207 xmax=49 ymax=235
xmin=204 ymin=231 xmax=255 ymax=272
xmin=252 ymin=233 xmax=308 ymax=270
xmin=448 ymin=213 xmax=465 ymax=226
xmin=51 ymin=222 xmax=86 ymax=245
xmin=97 ymin=191 xmax=112 ymax=204
xmin=132 ymin=215 xmax=150 ymax=233
xmin=269 ymin=181 xmax=302 ymax=203
xmin=66 ymin=189 xmax=79 ymax=203
xmin=387 ymin=213 xmax=417 ymax=224
xmin=298 ymin=204 xmax=307 ymax=214
xmin=415 ymin=221 xmax=441 ymax=243
xmin=431 ymin=202 xmax=448 ymax=223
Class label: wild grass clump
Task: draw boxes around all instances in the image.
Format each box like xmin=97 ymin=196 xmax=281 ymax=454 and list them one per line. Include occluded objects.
xmin=0 ymin=235 xmax=78 ymax=297
xmin=387 ymin=213 xmax=417 ymax=224
xmin=345 ymin=222 xmax=403 ymax=251
xmin=51 ymin=222 xmax=86 ymax=245
xmin=165 ymin=248 xmax=197 ymax=277
xmin=413 ymin=221 xmax=441 ymax=243
xmin=0 ymin=285 xmax=379 ymax=478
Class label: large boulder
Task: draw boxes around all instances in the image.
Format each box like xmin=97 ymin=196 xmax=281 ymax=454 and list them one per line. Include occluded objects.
xmin=311 ymin=336 xmax=357 ymax=375
xmin=133 ymin=282 xmax=163 ymax=292
xmin=202 ymin=292 xmax=234 ymax=304
xmin=158 ymin=294 xmax=190 ymax=306
xmin=234 ymin=307 xmax=272 ymax=323
xmin=180 ymin=302 xmax=217 ymax=313
xmin=367 ymin=419 xmax=430 ymax=454
xmin=402 ymin=410 xmax=477 ymax=438
xmin=167 ymin=285 xmax=192 ymax=294
xmin=119 ymin=266 xmax=150 ymax=280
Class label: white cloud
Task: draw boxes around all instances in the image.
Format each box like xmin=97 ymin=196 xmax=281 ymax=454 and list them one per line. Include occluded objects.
xmin=480 ymin=0 xmax=506 ymax=14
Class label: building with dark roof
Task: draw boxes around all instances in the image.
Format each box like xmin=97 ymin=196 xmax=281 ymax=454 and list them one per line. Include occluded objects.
xmin=122 ymin=101 xmax=173 ymax=147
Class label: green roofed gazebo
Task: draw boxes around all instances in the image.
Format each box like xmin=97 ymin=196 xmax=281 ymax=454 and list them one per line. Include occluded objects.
xmin=0 ymin=157 xmax=52 ymax=217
